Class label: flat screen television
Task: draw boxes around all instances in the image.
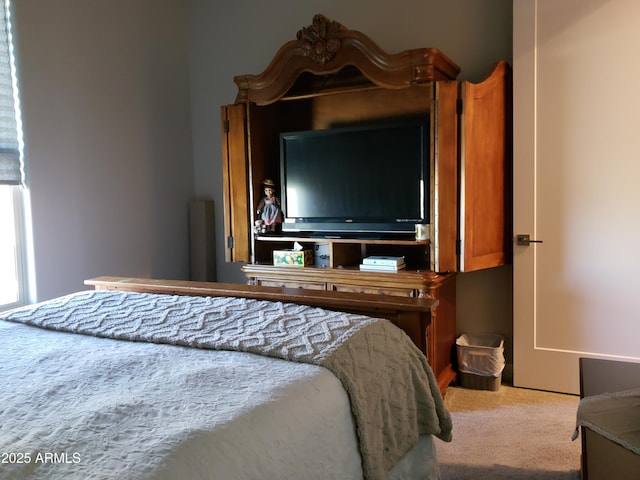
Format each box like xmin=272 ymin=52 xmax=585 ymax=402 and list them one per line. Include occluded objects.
xmin=279 ymin=122 xmax=429 ymax=236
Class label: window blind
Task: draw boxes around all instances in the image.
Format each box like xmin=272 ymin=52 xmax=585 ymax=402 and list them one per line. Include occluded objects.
xmin=0 ymin=1 xmax=20 ymax=185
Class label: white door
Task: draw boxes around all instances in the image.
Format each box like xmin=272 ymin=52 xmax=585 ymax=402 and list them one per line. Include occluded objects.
xmin=513 ymin=0 xmax=640 ymax=394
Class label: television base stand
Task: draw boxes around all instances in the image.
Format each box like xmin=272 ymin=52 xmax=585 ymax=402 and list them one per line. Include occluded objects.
xmin=241 ymin=262 xmax=456 ymax=396
xmin=307 ymin=232 xmax=413 ymax=241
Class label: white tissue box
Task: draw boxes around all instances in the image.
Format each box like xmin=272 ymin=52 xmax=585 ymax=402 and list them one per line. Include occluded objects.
xmin=273 ymin=249 xmax=313 ymax=267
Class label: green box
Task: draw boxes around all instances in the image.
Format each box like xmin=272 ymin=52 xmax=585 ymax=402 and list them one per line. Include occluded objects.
xmin=273 ymin=249 xmax=313 ymax=267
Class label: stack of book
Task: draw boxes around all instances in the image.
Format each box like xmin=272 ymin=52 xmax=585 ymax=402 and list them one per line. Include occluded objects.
xmin=359 ymin=255 xmax=406 ymax=272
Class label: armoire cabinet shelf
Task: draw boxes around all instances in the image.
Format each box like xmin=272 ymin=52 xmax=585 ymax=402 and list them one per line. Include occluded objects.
xmin=252 ymin=235 xmax=431 ymax=271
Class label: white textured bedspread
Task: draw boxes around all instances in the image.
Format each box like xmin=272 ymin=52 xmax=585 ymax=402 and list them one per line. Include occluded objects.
xmin=0 ymin=290 xmax=451 ymax=480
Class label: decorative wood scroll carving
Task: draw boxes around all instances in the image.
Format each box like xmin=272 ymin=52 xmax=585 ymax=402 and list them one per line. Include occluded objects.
xmin=233 ymin=14 xmax=461 ymax=106
xmin=297 ymin=14 xmax=344 ymax=65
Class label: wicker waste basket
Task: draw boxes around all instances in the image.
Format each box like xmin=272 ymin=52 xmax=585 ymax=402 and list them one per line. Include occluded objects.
xmin=456 ymin=333 xmax=505 ymax=391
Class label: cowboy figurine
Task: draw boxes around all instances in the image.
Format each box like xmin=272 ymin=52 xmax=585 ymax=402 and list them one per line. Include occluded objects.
xmin=256 ymin=179 xmax=282 ymax=233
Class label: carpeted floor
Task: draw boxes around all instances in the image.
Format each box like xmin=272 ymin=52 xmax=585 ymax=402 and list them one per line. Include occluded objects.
xmin=435 ymin=384 xmax=582 ymax=479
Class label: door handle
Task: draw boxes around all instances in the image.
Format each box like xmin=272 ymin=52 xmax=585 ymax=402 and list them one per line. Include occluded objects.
xmin=516 ymin=234 xmax=543 ymax=246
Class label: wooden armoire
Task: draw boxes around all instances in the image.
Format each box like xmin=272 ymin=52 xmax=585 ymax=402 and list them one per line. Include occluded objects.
xmin=220 ymin=14 xmax=511 ymax=392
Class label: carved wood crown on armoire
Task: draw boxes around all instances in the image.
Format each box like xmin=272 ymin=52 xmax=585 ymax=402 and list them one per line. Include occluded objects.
xmin=220 ymin=14 xmax=512 ymax=393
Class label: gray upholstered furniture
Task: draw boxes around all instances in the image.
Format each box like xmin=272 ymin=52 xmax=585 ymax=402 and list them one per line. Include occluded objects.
xmin=577 ymin=358 xmax=640 ymax=480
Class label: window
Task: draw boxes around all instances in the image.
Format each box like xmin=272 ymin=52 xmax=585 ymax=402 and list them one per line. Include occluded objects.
xmin=1 ymin=185 xmax=20 ymax=306
xmin=0 ymin=0 xmax=30 ymax=311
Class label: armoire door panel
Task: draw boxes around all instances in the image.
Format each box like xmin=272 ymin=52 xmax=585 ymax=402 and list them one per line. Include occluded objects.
xmin=221 ymin=104 xmax=250 ymax=263
xmin=459 ymin=61 xmax=512 ymax=272
xmin=432 ymin=80 xmax=459 ymax=273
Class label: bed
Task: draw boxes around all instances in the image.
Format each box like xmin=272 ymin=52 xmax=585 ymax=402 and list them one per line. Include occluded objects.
xmin=0 ymin=277 xmax=452 ymax=480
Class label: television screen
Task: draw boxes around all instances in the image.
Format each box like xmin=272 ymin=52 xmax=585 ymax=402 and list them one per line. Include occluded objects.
xmin=279 ymin=122 xmax=429 ymax=235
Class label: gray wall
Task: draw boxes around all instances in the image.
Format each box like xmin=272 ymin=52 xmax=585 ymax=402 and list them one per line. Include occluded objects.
xmin=14 ymin=1 xmax=193 ymax=301
xmin=189 ymin=0 xmax=514 ymax=372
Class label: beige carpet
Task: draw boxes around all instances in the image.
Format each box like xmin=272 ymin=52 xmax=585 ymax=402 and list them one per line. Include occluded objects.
xmin=435 ymin=385 xmax=582 ymax=479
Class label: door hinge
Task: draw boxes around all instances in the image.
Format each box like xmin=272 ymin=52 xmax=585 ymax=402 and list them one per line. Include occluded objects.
xmin=456 ymin=98 xmax=463 ymax=115
xmin=223 ymin=119 xmax=230 ymax=133
xmin=227 ymin=236 xmax=234 ymax=249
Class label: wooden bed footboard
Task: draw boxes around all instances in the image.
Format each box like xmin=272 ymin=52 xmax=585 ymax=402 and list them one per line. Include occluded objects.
xmin=85 ymin=276 xmax=441 ymax=390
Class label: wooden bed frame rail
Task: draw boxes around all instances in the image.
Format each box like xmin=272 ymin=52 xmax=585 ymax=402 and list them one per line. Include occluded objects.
xmin=86 ymin=276 xmax=442 ymax=391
